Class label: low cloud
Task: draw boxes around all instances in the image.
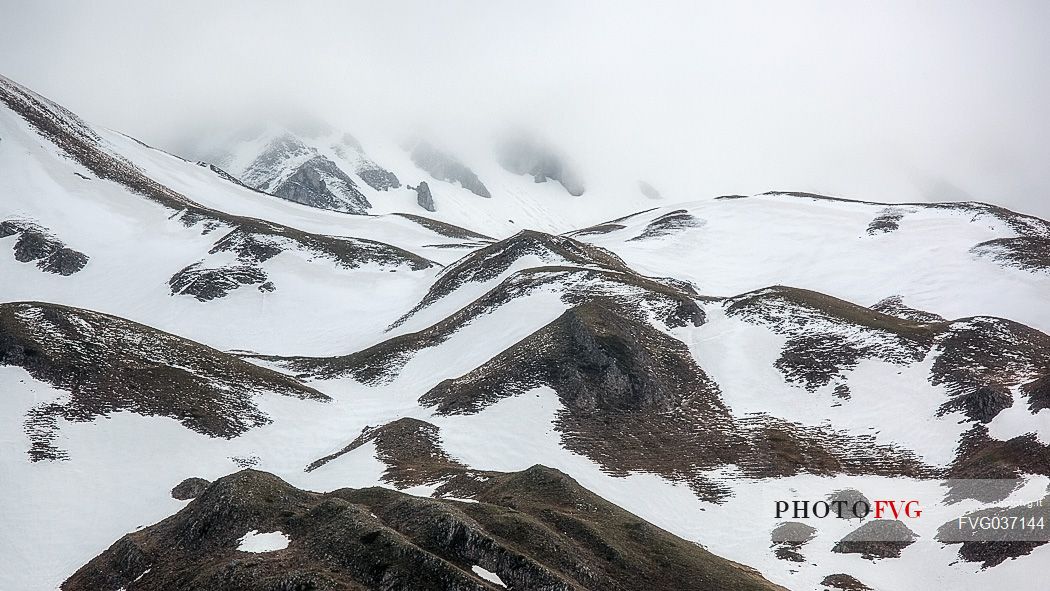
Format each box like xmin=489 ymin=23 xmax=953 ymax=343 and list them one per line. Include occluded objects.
xmin=1 ymin=0 xmax=1047 ymax=216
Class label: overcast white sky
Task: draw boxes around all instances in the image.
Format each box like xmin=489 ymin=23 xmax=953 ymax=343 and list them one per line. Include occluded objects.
xmin=1 ymin=0 xmax=1048 ymax=216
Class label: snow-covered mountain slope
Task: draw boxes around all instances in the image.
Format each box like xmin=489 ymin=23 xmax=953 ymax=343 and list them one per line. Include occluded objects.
xmin=0 ymin=74 xmax=486 ymax=355
xmin=577 ymin=193 xmax=1050 ymax=333
xmin=3 ymin=73 xmax=1050 ymax=591
xmin=184 ymin=122 xmax=661 ymax=236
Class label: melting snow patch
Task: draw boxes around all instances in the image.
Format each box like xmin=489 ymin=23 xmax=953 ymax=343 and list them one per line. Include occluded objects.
xmin=440 ymin=495 xmax=479 ymax=503
xmin=237 ymin=530 xmax=290 ymax=553
xmin=472 ymin=565 xmax=506 ymax=587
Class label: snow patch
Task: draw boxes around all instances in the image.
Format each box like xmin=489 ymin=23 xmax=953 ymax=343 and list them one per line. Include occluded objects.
xmin=237 ymin=530 xmax=290 ymax=553
xmin=471 ymin=565 xmax=505 ymax=587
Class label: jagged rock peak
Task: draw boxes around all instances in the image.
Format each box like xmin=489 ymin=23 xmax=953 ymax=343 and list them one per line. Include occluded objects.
xmin=407 ymin=139 xmax=491 ymax=198
xmin=497 ymin=135 xmax=584 ymax=196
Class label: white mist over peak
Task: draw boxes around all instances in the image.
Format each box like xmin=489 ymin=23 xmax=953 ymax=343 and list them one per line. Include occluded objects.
xmin=2 ymin=1 xmax=1048 ymax=218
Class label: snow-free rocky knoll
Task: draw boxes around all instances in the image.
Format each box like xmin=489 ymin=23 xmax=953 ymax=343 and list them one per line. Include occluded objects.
xmin=2 ymin=73 xmax=1050 ymax=590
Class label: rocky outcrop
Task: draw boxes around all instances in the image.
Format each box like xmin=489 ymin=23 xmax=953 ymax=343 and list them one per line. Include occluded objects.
xmin=948 ymin=425 xmax=1050 ymax=481
xmin=971 ymin=236 xmax=1050 ymax=273
xmin=627 ymin=209 xmax=703 ymax=241
xmin=869 ymin=295 xmax=946 ymax=323
xmin=0 ymin=302 xmax=326 ymax=461
xmin=64 ymin=467 xmax=788 ymax=591
xmin=497 ymin=136 xmax=584 ymax=196
xmin=355 ymin=159 xmax=401 ymax=191
xmin=564 ymin=208 xmax=656 ymax=237
xmin=306 ymin=418 xmax=468 ymax=488
xmin=0 ymin=218 xmax=88 ymax=275
xmin=866 ymin=207 xmax=908 ymax=235
xmin=411 ymin=181 xmax=436 ymax=212
xmin=270 ymin=155 xmax=371 ymax=214
xmin=171 ymin=477 xmax=211 ymax=500
xmin=409 ymin=141 xmax=491 ymax=198
xmin=931 ymin=316 xmax=1050 ymax=423
xmin=820 ymin=574 xmax=872 ymax=590
xmin=169 ymin=263 xmax=269 ymax=301
xmin=1023 ymin=373 xmax=1050 ymax=412
xmin=392 ymin=213 xmax=494 ymax=241
xmin=170 ymin=222 xmax=435 ymax=301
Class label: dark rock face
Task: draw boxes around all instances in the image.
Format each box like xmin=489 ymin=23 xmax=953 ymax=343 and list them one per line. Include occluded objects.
xmin=565 ymin=222 xmax=627 ymax=237
xmin=169 ymin=263 xmax=267 ymax=301
xmin=170 ymin=223 xmax=435 ymax=301
xmin=565 ymin=209 xmax=658 ymax=238
xmin=948 ymin=425 xmax=1050 ymax=482
xmin=355 ymin=160 xmax=400 ymax=191
xmin=931 ymin=317 xmax=1050 ymax=424
xmin=64 ymin=467 xmax=788 ymax=591
xmin=330 ymin=135 xmax=401 ymax=191
xmin=0 ymin=302 xmax=326 ymax=461
xmin=971 ymin=236 xmax=1050 ymax=273
xmin=224 ymin=133 xmax=374 ymax=213
xmin=270 ymin=155 xmax=371 ymax=214
xmin=627 ymin=210 xmax=703 ymax=241
xmin=410 ymin=141 xmax=491 ymax=198
xmin=1023 ymin=373 xmax=1050 ymax=413
xmin=497 ymin=136 xmax=584 ymax=196
xmin=831 ymin=520 xmax=918 ymax=559
xmin=171 ymin=477 xmax=211 ymax=500
xmin=866 ymin=208 xmax=906 ymax=235
xmin=392 ymin=213 xmax=494 ymax=241
xmin=942 ymin=385 xmax=1013 ymax=424
xmin=869 ymin=295 xmax=946 ymax=323
xmin=411 ymin=181 xmax=436 ymax=212
xmin=307 ymin=418 xmax=467 ymax=488
xmin=958 ymin=542 xmax=1046 ymax=568
xmin=0 ymin=219 xmax=89 ymax=275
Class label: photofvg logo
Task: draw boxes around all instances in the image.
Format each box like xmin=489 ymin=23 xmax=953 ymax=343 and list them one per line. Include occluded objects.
xmin=774 ymin=498 xmax=921 ymax=520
